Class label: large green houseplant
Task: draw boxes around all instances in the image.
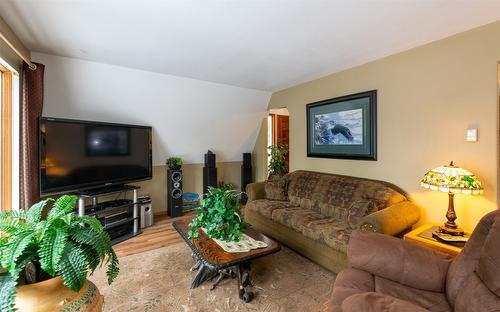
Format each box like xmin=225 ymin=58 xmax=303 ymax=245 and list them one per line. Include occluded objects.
xmin=0 ymin=195 xmax=119 ymax=311
xmin=188 ymin=187 xmax=245 ymax=242
xmin=268 ymin=140 xmax=289 ymax=179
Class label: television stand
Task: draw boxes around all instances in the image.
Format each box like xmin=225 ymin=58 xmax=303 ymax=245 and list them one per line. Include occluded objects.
xmin=76 ymin=185 xmax=141 ymax=245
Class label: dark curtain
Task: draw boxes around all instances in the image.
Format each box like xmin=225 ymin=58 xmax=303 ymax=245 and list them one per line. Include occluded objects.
xmin=20 ymin=62 xmax=44 ymax=209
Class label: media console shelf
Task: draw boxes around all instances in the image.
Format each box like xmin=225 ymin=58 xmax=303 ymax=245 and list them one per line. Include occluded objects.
xmin=76 ymin=185 xmax=141 ymax=245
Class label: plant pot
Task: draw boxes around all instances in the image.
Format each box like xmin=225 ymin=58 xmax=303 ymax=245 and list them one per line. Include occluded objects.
xmin=168 ymin=165 xmax=181 ymax=170
xmin=15 ymin=276 xmax=103 ymax=312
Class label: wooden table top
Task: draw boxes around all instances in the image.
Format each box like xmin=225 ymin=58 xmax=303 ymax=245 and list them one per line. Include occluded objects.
xmin=173 ymin=220 xmax=281 ymax=270
xmin=404 ymin=223 xmax=469 ymax=256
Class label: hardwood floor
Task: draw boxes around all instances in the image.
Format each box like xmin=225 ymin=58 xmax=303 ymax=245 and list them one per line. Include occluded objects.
xmin=113 ymin=212 xmax=195 ymax=258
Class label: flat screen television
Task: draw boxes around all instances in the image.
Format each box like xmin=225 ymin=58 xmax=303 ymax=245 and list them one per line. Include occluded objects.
xmin=39 ymin=117 xmax=152 ymax=195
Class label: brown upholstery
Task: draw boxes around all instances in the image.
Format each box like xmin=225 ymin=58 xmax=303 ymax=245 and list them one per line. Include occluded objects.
xmin=245 ymin=170 xmax=420 ymax=273
xmin=341 ymin=293 xmax=430 ymax=312
xmin=327 ymin=210 xmax=500 ymax=312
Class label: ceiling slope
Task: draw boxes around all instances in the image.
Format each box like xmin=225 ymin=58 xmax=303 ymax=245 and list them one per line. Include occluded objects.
xmin=1 ymin=0 xmax=500 ymax=91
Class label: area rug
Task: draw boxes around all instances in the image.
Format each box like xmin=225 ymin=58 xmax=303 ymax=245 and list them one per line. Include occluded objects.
xmin=89 ymin=243 xmax=335 ymax=312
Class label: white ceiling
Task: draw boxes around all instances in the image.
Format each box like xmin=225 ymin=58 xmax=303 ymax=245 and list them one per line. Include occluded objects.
xmin=1 ymin=0 xmax=500 ymax=91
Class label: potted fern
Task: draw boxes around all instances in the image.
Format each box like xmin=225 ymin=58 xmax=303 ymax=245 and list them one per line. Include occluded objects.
xmin=188 ymin=187 xmax=245 ymax=242
xmin=0 ymin=195 xmax=119 ymax=311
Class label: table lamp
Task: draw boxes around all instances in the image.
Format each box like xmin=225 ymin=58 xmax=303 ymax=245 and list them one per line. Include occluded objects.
xmin=420 ymin=161 xmax=483 ymax=236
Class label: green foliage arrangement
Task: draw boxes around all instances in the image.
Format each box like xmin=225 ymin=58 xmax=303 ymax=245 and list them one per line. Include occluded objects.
xmin=0 ymin=195 xmax=119 ymax=311
xmin=166 ymin=157 xmax=183 ymax=170
xmin=188 ymin=187 xmax=245 ymax=242
xmin=268 ymin=140 xmax=289 ymax=178
xmin=217 ymin=181 xmax=236 ymax=191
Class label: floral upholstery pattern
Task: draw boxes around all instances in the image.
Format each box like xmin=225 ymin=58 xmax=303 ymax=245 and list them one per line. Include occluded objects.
xmin=264 ymin=176 xmax=288 ymax=201
xmin=248 ymin=171 xmax=413 ymax=260
xmin=271 ymin=207 xmax=327 ymax=233
xmin=287 ymin=170 xmax=406 ymax=219
xmin=245 ymin=199 xmax=296 ymax=219
xmin=287 ymin=171 xmax=322 ymax=210
xmin=347 ymin=200 xmax=377 ymax=228
xmin=302 ymin=219 xmax=352 ymax=253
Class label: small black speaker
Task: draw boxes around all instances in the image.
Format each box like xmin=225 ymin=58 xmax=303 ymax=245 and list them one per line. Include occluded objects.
xmin=167 ymin=169 xmax=183 ymax=217
xmin=203 ymin=150 xmax=217 ymax=193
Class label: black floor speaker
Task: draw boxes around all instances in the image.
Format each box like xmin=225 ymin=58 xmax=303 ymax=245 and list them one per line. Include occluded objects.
xmin=167 ymin=169 xmax=183 ymax=217
xmin=203 ymin=151 xmax=217 ymax=193
xmin=241 ymin=153 xmax=252 ymax=205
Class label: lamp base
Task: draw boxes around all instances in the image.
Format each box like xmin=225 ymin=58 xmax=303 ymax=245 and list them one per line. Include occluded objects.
xmin=438 ymin=224 xmax=465 ymax=236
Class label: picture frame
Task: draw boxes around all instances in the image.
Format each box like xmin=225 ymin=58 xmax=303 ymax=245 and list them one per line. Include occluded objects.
xmin=306 ymin=90 xmax=377 ymax=160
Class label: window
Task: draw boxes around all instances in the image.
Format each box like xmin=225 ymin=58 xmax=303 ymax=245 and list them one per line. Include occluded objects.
xmin=0 ymin=59 xmax=19 ymax=212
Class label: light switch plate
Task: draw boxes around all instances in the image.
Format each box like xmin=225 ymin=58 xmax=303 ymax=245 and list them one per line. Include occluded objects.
xmin=466 ymin=128 xmax=478 ymax=142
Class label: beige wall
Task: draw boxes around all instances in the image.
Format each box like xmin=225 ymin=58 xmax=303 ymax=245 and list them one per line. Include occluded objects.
xmin=266 ymin=21 xmax=500 ymax=231
xmin=134 ymin=162 xmax=243 ymax=214
xmin=252 ymin=118 xmax=268 ymax=182
xmin=0 ymin=16 xmax=28 ymax=72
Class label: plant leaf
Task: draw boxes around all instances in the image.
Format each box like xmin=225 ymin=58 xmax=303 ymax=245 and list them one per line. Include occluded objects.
xmin=39 ymin=226 xmax=68 ymax=276
xmin=106 ymin=250 xmax=119 ymax=284
xmin=47 ymin=195 xmax=77 ymax=221
xmin=0 ymin=273 xmax=18 ymax=312
xmin=57 ymin=242 xmax=88 ymax=292
xmin=74 ymin=215 xmax=103 ymax=232
xmin=26 ymin=198 xmax=52 ymax=225
xmin=1 ymin=231 xmax=34 ymax=275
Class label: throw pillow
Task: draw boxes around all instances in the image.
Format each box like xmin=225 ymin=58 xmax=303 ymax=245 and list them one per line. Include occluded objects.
xmin=347 ymin=200 xmax=377 ymax=228
xmin=265 ymin=176 xmax=288 ymax=201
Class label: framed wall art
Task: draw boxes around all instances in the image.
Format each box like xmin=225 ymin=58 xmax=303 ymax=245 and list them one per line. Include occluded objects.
xmin=306 ymin=90 xmax=377 ymax=160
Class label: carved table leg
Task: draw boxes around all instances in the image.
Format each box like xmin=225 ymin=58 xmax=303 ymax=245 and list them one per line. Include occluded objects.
xmin=236 ymin=262 xmax=254 ymax=303
xmin=191 ymin=264 xmax=208 ymax=289
xmin=190 ymin=260 xmax=201 ymax=272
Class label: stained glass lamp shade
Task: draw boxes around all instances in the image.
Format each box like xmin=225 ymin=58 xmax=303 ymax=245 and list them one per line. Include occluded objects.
xmin=421 ymin=161 xmax=483 ymax=236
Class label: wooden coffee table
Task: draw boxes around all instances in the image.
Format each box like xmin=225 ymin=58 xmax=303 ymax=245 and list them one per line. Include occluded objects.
xmin=173 ymin=220 xmax=281 ymax=302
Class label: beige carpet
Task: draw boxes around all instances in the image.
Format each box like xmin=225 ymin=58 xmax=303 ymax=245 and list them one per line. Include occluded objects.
xmin=89 ymin=243 xmax=335 ymax=312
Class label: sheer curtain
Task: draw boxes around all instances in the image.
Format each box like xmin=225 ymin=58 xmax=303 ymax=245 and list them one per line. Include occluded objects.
xmin=20 ymin=62 xmax=44 ymax=209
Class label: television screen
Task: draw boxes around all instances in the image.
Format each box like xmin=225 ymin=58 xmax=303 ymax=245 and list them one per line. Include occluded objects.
xmin=40 ymin=117 xmax=152 ymax=195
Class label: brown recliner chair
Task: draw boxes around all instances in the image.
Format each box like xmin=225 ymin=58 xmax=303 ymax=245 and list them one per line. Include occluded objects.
xmin=326 ymin=210 xmax=500 ymax=312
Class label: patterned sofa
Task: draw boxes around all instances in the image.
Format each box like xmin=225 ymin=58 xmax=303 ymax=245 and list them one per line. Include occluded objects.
xmin=245 ymin=170 xmax=420 ymax=273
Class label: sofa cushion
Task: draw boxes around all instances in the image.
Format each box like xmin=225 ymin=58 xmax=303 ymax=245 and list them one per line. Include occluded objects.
xmin=454 ymin=273 xmax=500 ymax=312
xmin=374 ymin=276 xmax=452 ymax=312
xmin=287 ymin=171 xmax=322 ymax=210
xmin=301 ymin=218 xmax=352 ymax=253
xmin=327 ymin=268 xmax=375 ymax=312
xmin=244 ymin=199 xmax=295 ymax=219
xmin=347 ymin=200 xmax=377 ymax=228
xmin=341 ymin=293 xmax=431 ymax=312
xmin=271 ymin=207 xmax=326 ymax=233
xmin=264 ymin=176 xmax=288 ymax=201
xmin=475 ymin=217 xmax=500 ymax=298
xmin=287 ymin=171 xmax=407 ymax=218
xmin=446 ymin=210 xmax=500 ymax=306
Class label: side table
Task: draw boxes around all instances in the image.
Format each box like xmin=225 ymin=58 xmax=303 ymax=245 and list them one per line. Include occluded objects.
xmin=404 ymin=223 xmax=471 ymax=256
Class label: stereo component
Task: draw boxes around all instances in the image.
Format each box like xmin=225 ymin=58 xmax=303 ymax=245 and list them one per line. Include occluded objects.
xmin=240 ymin=153 xmax=252 ymax=205
xmin=167 ymin=169 xmax=183 ymax=217
xmin=203 ymin=150 xmax=217 ymax=193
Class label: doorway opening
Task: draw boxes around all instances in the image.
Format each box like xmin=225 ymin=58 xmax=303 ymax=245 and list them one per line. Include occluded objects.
xmin=267 ymin=108 xmax=289 ymax=177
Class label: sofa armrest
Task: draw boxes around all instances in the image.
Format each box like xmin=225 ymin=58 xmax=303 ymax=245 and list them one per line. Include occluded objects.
xmin=347 ymin=231 xmax=452 ymax=292
xmin=356 ymin=201 xmax=420 ymax=236
xmin=341 ymin=293 xmax=430 ymax=312
xmin=246 ymin=181 xmax=266 ymax=202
